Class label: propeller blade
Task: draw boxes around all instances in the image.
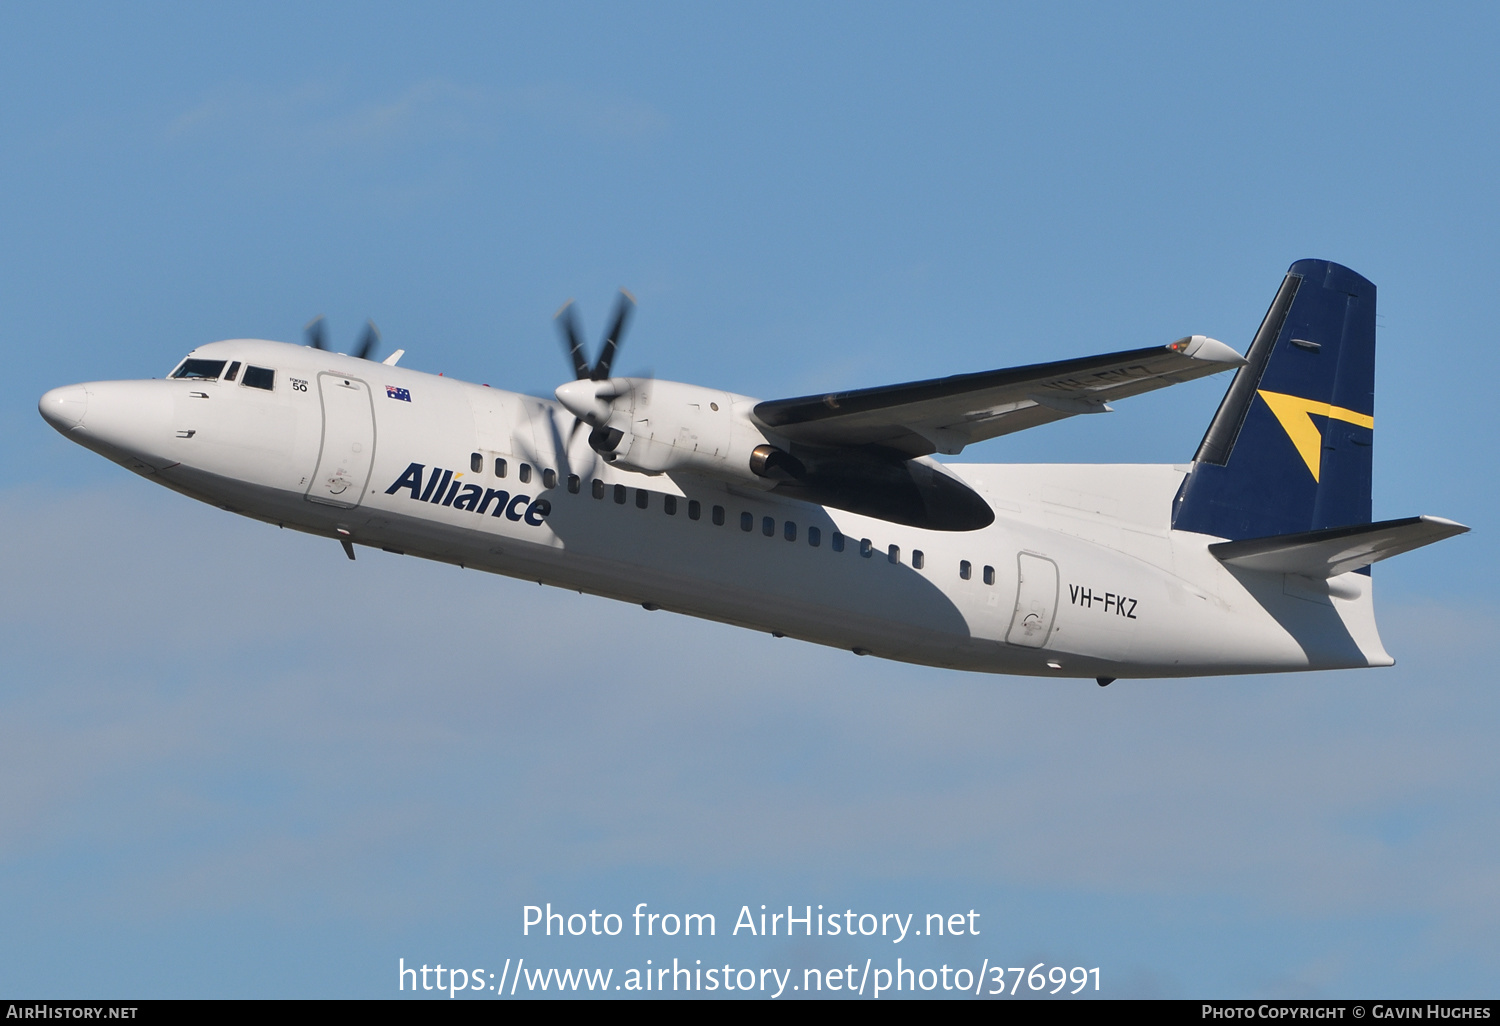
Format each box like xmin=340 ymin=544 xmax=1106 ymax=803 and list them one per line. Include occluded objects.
xmin=554 ymin=300 xmax=591 ymax=380
xmin=305 ymin=315 xmax=328 ymax=350
xmin=353 ymin=320 xmax=381 ymax=361
xmin=591 ymin=288 xmax=635 ymax=381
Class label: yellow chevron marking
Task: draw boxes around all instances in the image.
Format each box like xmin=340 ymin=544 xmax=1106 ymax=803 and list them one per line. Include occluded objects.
xmin=1257 ymin=390 xmax=1375 ymax=482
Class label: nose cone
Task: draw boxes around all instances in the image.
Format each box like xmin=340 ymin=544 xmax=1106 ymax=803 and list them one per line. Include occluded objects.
xmin=39 ymin=385 xmax=89 ymax=433
xmin=555 ymin=378 xmax=618 ymax=426
xmin=39 ymin=379 xmax=176 ymax=470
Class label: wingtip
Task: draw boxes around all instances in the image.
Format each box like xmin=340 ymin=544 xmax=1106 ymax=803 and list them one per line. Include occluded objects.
xmin=1171 ymin=334 xmax=1246 ymax=366
xmin=1417 ymin=515 xmax=1471 ymax=535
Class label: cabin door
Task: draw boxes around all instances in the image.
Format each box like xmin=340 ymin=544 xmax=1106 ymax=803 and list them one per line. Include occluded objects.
xmin=307 ymin=373 xmax=376 ymax=508
xmin=1006 ymin=552 xmax=1059 ymax=648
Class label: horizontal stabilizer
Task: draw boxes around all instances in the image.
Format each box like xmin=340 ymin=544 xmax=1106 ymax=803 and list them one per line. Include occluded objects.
xmin=1209 ymin=515 xmax=1469 ymax=578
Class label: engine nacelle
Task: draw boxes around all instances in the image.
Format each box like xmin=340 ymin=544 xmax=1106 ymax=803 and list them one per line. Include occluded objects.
xmin=555 ymin=378 xmax=791 ymax=489
xmin=554 ymin=376 xmax=994 ymax=530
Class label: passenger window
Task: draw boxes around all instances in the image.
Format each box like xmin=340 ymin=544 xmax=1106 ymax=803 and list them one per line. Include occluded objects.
xmin=568 ymin=474 xmax=581 ymax=494
xmin=912 ymin=550 xmax=925 ymax=570
xmin=614 ymin=484 xmax=627 ymax=504
xmin=784 ymin=521 xmax=796 ymax=542
xmin=470 ymin=453 xmax=482 ymax=473
xmin=888 ymin=544 xmax=900 ymax=564
xmin=664 ymin=495 xmax=677 ymax=515
xmin=960 ymin=560 xmax=972 ymax=580
xmin=636 ymin=490 xmax=649 ymax=509
xmin=542 ymin=468 xmax=557 ymax=489
xmin=762 ymin=516 xmax=774 ymax=537
xmin=983 ymin=565 xmax=995 ymax=586
xmin=495 ymin=458 xmax=508 ymax=478
xmin=740 ymin=512 xmax=753 ymax=532
xmin=688 ymin=499 xmax=701 ymax=520
xmin=808 ymin=526 xmax=821 ymax=547
xmin=860 ymin=538 xmax=872 ymax=558
xmin=832 ymin=532 xmax=845 ymax=552
xmin=242 ymin=365 xmax=274 ymax=390
xmin=519 ymin=464 xmax=532 ymax=484
xmin=712 ymin=505 xmax=725 ymax=526
xmin=172 ymin=359 xmax=226 ymax=380
xmin=592 ymin=478 xmax=604 ymax=499
xmin=223 ymin=361 xmax=241 ymax=382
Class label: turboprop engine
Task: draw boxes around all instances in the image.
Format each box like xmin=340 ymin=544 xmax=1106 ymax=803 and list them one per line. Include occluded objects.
xmin=549 ymin=289 xmax=993 ymax=530
xmin=554 ymin=377 xmax=799 ymax=490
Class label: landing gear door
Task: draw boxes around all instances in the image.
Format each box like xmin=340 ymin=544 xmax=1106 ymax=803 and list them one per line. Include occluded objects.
xmin=306 ymin=373 xmax=376 ymax=508
xmin=1006 ymin=552 xmax=1058 ymax=648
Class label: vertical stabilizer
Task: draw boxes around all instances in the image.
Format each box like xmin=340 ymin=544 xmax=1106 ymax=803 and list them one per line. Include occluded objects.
xmin=1173 ymin=260 xmax=1376 ymax=540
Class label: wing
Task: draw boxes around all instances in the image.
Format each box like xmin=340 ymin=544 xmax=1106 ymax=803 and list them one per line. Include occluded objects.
xmin=752 ymin=335 xmax=1246 ymax=457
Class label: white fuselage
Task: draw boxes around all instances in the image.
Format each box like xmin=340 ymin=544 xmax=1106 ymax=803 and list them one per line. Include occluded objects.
xmin=41 ymin=339 xmax=1393 ymax=678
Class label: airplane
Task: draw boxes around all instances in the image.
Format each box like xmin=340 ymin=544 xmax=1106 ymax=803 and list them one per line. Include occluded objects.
xmin=38 ymin=259 xmax=1468 ymax=684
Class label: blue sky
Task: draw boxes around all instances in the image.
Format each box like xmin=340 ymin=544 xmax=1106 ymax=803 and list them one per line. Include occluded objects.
xmin=2 ymin=2 xmax=1497 ymax=998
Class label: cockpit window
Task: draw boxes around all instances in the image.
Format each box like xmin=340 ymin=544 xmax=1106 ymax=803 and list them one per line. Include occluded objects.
xmin=172 ymin=359 xmax=227 ymax=380
xmin=242 ymin=366 xmax=275 ymax=390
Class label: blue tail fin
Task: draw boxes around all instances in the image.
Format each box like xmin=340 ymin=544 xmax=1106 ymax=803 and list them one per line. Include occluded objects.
xmin=1172 ymin=259 xmax=1376 ymax=540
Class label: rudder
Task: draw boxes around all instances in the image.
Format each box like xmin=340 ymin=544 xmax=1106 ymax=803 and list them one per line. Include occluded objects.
xmin=1172 ymin=259 xmax=1376 ymax=540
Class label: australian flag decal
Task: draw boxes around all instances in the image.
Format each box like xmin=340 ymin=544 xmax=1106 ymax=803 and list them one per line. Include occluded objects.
xmin=386 ymin=385 xmax=411 ymax=402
